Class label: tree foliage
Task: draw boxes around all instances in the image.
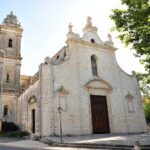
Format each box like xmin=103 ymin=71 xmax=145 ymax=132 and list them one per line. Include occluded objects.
xmin=143 ymin=101 xmax=150 ymax=123
xmin=110 ymin=0 xmax=150 ymax=97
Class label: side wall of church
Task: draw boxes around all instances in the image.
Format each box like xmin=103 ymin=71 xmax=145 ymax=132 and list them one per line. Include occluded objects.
xmin=17 ymin=80 xmax=41 ymax=135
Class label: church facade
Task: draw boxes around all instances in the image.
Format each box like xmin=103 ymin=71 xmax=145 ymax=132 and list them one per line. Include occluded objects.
xmin=0 ymin=12 xmax=147 ymax=137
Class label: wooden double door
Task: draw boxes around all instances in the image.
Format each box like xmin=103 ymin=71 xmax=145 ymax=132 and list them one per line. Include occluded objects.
xmin=90 ymin=95 xmax=110 ymax=133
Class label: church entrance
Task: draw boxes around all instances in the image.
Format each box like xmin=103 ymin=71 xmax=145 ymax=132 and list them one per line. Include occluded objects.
xmin=31 ymin=109 xmax=35 ymax=133
xmin=90 ymin=95 xmax=110 ymax=133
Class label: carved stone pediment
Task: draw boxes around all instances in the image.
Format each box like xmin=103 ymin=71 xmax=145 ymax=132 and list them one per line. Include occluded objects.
xmin=85 ymin=79 xmax=112 ymax=91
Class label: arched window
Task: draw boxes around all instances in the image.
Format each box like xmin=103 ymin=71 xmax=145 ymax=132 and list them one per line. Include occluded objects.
xmin=56 ymin=55 xmax=59 ymax=60
xmin=6 ymin=73 xmax=10 ymax=83
xmin=91 ymin=39 xmax=95 ymax=43
xmin=91 ymin=55 xmax=98 ymax=76
xmin=8 ymin=39 xmax=13 ymax=48
xmin=3 ymin=105 xmax=8 ymax=116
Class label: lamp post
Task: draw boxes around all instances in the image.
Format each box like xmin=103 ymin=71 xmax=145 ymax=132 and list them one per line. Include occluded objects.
xmin=58 ymin=106 xmax=63 ymax=142
xmin=0 ymin=49 xmax=5 ymax=130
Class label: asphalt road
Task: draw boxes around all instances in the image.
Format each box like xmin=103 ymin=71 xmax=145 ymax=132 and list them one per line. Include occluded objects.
xmin=0 ymin=145 xmax=39 ymax=150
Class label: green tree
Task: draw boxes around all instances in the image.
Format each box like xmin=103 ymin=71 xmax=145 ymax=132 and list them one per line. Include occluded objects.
xmin=110 ymin=0 xmax=150 ymax=97
xmin=143 ymin=100 xmax=150 ymax=123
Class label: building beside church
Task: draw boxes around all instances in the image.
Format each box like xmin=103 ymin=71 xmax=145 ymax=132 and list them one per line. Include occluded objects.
xmin=0 ymin=12 xmax=147 ymax=137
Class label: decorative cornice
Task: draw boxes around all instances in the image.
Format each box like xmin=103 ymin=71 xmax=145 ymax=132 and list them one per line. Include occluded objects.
xmin=0 ymin=25 xmax=23 ymax=35
xmin=66 ymin=38 xmax=116 ymax=51
xmin=0 ymin=56 xmax=22 ymax=63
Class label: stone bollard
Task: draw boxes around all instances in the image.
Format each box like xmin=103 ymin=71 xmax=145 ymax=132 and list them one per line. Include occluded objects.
xmin=31 ymin=133 xmax=35 ymax=141
xmin=134 ymin=141 xmax=141 ymax=150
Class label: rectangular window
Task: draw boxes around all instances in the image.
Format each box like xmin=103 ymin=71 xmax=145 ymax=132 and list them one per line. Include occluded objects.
xmin=6 ymin=73 xmax=10 ymax=83
xmin=60 ymin=96 xmax=67 ymax=111
xmin=127 ymin=100 xmax=134 ymax=113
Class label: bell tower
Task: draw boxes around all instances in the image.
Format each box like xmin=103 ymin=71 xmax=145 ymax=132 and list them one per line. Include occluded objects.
xmin=0 ymin=11 xmax=23 ymax=122
xmin=0 ymin=11 xmax=23 ymax=93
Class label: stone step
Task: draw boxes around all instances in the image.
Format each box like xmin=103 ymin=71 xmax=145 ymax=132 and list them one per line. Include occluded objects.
xmin=51 ymin=143 xmax=132 ymax=149
xmin=50 ymin=142 xmax=150 ymax=150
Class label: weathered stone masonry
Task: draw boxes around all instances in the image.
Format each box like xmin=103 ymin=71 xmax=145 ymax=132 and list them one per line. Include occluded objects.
xmin=0 ymin=13 xmax=147 ymax=137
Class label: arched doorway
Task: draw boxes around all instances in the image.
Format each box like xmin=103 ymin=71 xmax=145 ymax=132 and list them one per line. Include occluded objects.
xmin=28 ymin=96 xmax=37 ymax=134
xmin=85 ymin=78 xmax=112 ymax=134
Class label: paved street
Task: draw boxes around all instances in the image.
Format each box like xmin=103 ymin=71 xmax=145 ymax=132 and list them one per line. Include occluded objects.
xmin=0 ymin=133 xmax=149 ymax=150
xmin=0 ymin=145 xmax=102 ymax=150
xmin=0 ymin=145 xmax=37 ymax=150
xmin=45 ymin=147 xmax=103 ymax=150
xmin=0 ymin=144 xmax=104 ymax=150
xmin=0 ymin=138 xmax=47 ymax=150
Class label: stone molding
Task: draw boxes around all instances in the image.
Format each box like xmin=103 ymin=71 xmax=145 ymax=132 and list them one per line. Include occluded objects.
xmin=85 ymin=78 xmax=112 ymax=92
xmin=66 ymin=38 xmax=116 ymax=51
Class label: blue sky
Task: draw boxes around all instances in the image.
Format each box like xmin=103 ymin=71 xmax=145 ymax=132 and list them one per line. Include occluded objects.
xmin=0 ymin=0 xmax=144 ymax=75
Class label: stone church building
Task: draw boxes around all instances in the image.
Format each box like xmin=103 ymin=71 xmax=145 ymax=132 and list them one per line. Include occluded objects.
xmin=0 ymin=12 xmax=147 ymax=137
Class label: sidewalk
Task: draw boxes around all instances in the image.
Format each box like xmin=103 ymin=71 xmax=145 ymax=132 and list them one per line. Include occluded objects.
xmin=0 ymin=133 xmax=149 ymax=149
xmin=44 ymin=133 xmax=150 ymax=146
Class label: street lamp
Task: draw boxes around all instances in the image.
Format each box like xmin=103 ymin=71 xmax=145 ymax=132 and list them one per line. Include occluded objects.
xmin=58 ymin=106 xmax=63 ymax=142
xmin=0 ymin=49 xmax=5 ymax=127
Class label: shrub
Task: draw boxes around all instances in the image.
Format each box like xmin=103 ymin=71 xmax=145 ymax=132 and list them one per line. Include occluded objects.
xmin=1 ymin=122 xmax=19 ymax=132
xmin=6 ymin=130 xmax=29 ymax=138
xmin=0 ymin=122 xmax=29 ymax=138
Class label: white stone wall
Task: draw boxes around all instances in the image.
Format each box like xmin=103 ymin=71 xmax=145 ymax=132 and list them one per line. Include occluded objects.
xmin=17 ymin=80 xmax=40 ymax=135
xmin=16 ymin=19 xmax=147 ymax=136
xmin=50 ymin=39 xmax=147 ymax=135
xmin=51 ymin=45 xmax=86 ymax=135
xmin=17 ymin=40 xmax=147 ymax=136
xmin=39 ymin=62 xmax=53 ymax=136
xmin=2 ymin=94 xmax=17 ymax=122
